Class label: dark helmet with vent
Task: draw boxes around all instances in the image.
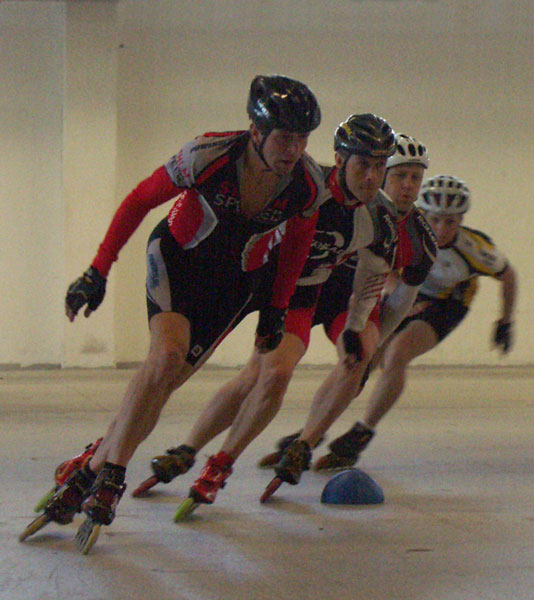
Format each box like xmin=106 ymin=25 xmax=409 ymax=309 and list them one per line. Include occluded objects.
xmin=334 ymin=113 xmax=396 ymax=158
xmin=247 ymin=74 xmax=321 ymax=134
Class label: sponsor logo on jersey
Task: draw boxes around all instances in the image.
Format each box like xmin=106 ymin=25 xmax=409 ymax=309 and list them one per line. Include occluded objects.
xmin=253 ymin=208 xmax=284 ymax=224
xmin=381 ymin=212 xmax=397 ymax=251
xmin=175 ymin=150 xmax=192 ymax=184
xmin=191 ymin=136 xmax=237 ymax=153
xmin=309 ymin=230 xmax=346 ymax=261
xmin=479 ymin=249 xmax=496 ymax=265
xmin=214 ymin=193 xmax=240 ymax=211
xmin=190 ymin=345 xmax=204 ymax=358
xmin=147 ymin=253 xmax=159 ymax=288
xmin=415 ymin=211 xmax=436 ymax=240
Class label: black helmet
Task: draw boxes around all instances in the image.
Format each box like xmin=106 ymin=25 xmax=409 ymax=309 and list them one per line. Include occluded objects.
xmin=247 ymin=75 xmax=321 ymax=135
xmin=334 ymin=114 xmax=396 ymax=158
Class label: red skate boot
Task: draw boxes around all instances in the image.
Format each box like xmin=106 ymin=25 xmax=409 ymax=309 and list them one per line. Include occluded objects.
xmin=174 ymin=452 xmax=234 ymax=522
xmin=34 ymin=438 xmax=103 ymax=513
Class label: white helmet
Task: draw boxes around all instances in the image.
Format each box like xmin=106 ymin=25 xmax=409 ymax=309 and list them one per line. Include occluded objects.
xmin=386 ymin=133 xmax=429 ymax=169
xmin=416 ymin=175 xmax=470 ymax=214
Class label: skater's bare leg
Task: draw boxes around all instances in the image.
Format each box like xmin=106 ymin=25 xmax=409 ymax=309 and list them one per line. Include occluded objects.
xmin=89 ymin=312 xmax=192 ymax=471
xmin=220 ymin=333 xmax=305 ymax=458
xmin=183 ymin=336 xmax=304 ymax=509
xmin=184 ymin=350 xmax=262 ymax=450
xmin=362 ymin=319 xmax=437 ymax=428
xmin=299 ymin=320 xmax=379 ymax=448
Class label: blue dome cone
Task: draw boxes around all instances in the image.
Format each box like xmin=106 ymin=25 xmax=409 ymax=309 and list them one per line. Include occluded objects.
xmin=321 ymin=468 xmax=384 ymax=505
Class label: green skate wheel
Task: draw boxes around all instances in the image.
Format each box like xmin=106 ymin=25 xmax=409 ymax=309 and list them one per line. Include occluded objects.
xmin=173 ymin=497 xmax=198 ymax=523
xmin=34 ymin=487 xmax=56 ymax=513
xmin=19 ymin=512 xmax=51 ymax=542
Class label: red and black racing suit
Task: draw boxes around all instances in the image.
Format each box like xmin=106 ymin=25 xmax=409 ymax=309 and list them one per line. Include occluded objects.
xmin=90 ymin=130 xmax=325 ymax=366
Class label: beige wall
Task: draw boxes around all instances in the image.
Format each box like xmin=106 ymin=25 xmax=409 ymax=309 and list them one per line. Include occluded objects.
xmin=1 ymin=0 xmax=532 ymax=367
xmin=1 ymin=2 xmax=66 ymax=366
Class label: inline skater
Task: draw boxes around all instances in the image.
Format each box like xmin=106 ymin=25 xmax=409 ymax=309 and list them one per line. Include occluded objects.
xmin=259 ymin=133 xmax=436 ymax=472
xmin=134 ymin=124 xmax=434 ymax=513
xmin=310 ymin=174 xmax=517 ymax=471
xmin=19 ymin=74 xmax=324 ymax=552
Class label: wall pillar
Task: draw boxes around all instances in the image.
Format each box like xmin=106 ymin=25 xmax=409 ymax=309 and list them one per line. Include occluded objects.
xmin=62 ymin=0 xmax=118 ymax=367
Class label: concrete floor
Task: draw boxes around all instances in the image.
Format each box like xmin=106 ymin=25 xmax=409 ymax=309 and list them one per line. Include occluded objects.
xmin=1 ymin=365 xmax=533 ymax=600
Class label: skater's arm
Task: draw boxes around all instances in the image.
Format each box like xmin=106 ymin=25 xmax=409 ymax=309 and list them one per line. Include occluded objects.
xmin=92 ymin=166 xmax=181 ymax=277
xmin=255 ymin=212 xmax=318 ymax=353
xmin=270 ymin=211 xmax=318 ymax=310
xmin=378 ymin=280 xmax=420 ymax=345
xmin=492 ymin=264 xmax=517 ymax=353
xmin=496 ymin=264 xmax=517 ymax=325
xmin=66 ymin=167 xmax=181 ymax=321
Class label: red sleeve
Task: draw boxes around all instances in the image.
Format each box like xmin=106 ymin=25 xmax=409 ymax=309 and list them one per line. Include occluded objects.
xmin=270 ymin=211 xmax=318 ymax=309
xmin=91 ymin=166 xmax=181 ymax=277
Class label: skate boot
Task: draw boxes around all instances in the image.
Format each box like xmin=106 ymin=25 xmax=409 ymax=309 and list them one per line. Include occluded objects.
xmin=19 ymin=464 xmax=96 ymax=542
xmin=274 ymin=439 xmax=312 ymax=485
xmin=54 ymin=438 xmax=103 ymax=488
xmin=313 ymin=422 xmax=374 ymax=471
xmin=132 ymin=444 xmax=196 ymax=497
xmin=257 ymin=431 xmax=325 ymax=468
xmin=260 ymin=440 xmax=312 ymax=503
xmin=34 ymin=438 xmax=103 ymax=513
xmin=76 ymin=463 xmax=126 ymax=554
xmin=174 ymin=452 xmax=233 ymax=522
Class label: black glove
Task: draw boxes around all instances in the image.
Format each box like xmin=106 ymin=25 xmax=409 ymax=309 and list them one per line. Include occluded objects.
xmin=65 ymin=266 xmax=107 ymax=318
xmin=493 ymin=319 xmax=513 ymax=353
xmin=255 ymin=306 xmax=288 ymax=352
xmin=342 ymin=329 xmax=363 ymax=362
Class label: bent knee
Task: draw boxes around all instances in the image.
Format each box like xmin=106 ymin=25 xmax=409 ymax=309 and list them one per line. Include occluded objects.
xmin=147 ymin=345 xmax=187 ymax=386
xmin=344 ymin=359 xmax=371 ymax=387
xmin=237 ymin=359 xmax=261 ymax=392
xmin=382 ymin=344 xmax=412 ymax=372
xmin=261 ymin=363 xmax=294 ymax=395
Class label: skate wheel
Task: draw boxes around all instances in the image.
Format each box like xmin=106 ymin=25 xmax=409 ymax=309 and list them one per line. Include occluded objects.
xmin=173 ymin=497 xmax=198 ymax=523
xmin=257 ymin=451 xmax=282 ymax=469
xmin=19 ymin=513 xmax=51 ymax=542
xmin=75 ymin=517 xmax=101 ymax=555
xmin=312 ymin=453 xmax=355 ymax=472
xmin=33 ymin=487 xmax=57 ymax=513
xmin=260 ymin=477 xmax=282 ymax=503
xmin=131 ymin=475 xmax=159 ymax=497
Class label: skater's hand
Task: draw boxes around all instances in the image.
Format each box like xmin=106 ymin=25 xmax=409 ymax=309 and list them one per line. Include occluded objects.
xmin=65 ymin=266 xmax=106 ymax=322
xmin=255 ymin=306 xmax=287 ymax=353
xmin=493 ymin=319 xmax=513 ymax=354
xmin=342 ymin=329 xmax=363 ymax=368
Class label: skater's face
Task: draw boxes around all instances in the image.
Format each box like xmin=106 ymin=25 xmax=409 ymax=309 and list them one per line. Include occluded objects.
xmin=251 ymin=124 xmax=309 ymax=176
xmin=425 ymin=213 xmax=462 ymax=247
xmin=383 ymin=163 xmax=425 ymax=216
xmin=336 ymin=152 xmax=387 ymax=205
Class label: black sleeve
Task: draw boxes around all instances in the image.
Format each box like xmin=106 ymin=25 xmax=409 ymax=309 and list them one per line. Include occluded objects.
xmin=367 ymin=204 xmax=398 ymax=268
xmin=402 ymin=210 xmax=438 ymax=287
